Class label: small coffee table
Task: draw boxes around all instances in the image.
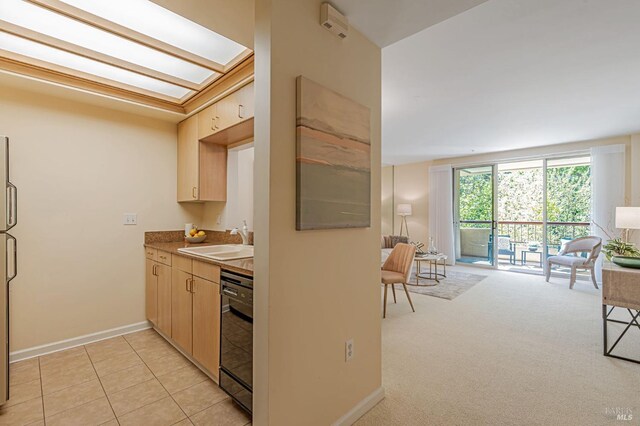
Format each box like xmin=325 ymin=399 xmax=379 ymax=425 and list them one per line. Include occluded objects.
xmin=414 ymin=253 xmax=447 ymax=285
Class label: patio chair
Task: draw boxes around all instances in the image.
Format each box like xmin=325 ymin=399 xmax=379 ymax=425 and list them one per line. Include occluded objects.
xmin=489 ymin=234 xmax=516 ymax=264
xmin=545 ymin=236 xmax=602 ymax=289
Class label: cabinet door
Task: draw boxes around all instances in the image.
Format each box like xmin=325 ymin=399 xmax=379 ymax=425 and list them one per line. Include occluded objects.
xmin=156 ymin=264 xmax=172 ymax=337
xmin=215 ymin=93 xmax=240 ymax=131
xmin=192 ymin=277 xmax=220 ymax=378
xmin=177 ymin=115 xmax=199 ymax=202
xmin=197 ymin=104 xmax=218 ymax=140
xmin=145 ymin=259 xmax=158 ymax=326
xmin=172 ymin=268 xmax=193 ymax=354
xmin=236 ymin=81 xmax=254 ymax=122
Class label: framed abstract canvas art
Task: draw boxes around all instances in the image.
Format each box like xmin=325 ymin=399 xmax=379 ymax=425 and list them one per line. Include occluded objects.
xmin=296 ymin=76 xmax=371 ymax=230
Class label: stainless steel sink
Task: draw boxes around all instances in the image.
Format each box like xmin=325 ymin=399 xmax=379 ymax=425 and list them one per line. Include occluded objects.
xmin=177 ymin=244 xmax=253 ymax=261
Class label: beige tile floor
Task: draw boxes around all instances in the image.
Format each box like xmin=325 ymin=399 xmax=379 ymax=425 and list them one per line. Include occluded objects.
xmin=0 ymin=329 xmax=251 ymax=426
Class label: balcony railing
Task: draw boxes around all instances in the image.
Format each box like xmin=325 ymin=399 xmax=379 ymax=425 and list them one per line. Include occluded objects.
xmin=459 ymin=220 xmax=591 ymax=257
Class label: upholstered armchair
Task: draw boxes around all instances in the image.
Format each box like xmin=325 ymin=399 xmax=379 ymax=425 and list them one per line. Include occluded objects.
xmin=546 ymin=236 xmax=602 ymax=289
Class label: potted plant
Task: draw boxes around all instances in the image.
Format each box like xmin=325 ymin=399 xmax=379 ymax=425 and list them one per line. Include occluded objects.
xmin=594 ymin=222 xmax=640 ymax=268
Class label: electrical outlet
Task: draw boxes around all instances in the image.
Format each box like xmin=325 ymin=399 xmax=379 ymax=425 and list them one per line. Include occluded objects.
xmin=345 ymin=338 xmax=354 ymax=362
xmin=123 ymin=213 xmax=137 ymax=225
xmin=216 ymin=215 xmax=222 ymax=225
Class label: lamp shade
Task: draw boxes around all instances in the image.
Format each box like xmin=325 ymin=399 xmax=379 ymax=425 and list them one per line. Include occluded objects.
xmin=397 ymin=204 xmax=412 ymax=216
xmin=615 ymin=207 xmax=640 ymax=229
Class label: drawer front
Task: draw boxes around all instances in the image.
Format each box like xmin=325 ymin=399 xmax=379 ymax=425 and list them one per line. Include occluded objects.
xmin=145 ymin=247 xmax=157 ymax=261
xmin=173 ymin=254 xmax=193 ymax=273
xmin=157 ymin=250 xmax=172 ymax=266
xmin=193 ymin=260 xmax=220 ymax=283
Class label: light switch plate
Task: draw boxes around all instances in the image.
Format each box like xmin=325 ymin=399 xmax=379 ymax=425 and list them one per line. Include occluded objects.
xmin=123 ymin=213 xmax=137 ymax=225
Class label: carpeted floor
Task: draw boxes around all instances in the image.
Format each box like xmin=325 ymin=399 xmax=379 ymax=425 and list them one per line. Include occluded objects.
xmin=406 ymin=270 xmax=487 ymax=300
xmin=358 ymin=265 xmax=640 ymax=426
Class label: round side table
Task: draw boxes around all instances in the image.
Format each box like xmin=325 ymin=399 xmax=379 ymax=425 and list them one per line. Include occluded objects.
xmin=413 ymin=253 xmax=448 ymax=285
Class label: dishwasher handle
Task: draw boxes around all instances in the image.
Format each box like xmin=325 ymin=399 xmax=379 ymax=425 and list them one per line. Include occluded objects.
xmin=222 ymin=287 xmax=238 ymax=297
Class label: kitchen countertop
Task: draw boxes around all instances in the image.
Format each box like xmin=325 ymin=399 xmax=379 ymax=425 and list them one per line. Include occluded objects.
xmin=145 ymin=240 xmax=253 ymax=276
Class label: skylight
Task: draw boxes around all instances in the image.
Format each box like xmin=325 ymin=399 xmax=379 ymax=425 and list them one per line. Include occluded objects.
xmin=0 ymin=0 xmax=252 ymax=109
xmin=1 ymin=0 xmax=215 ymax=85
xmin=59 ymin=0 xmax=248 ymax=65
xmin=0 ymin=32 xmax=192 ymax=99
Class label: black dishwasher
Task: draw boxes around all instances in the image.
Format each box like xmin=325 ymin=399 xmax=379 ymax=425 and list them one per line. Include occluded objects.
xmin=219 ymin=270 xmax=253 ymax=413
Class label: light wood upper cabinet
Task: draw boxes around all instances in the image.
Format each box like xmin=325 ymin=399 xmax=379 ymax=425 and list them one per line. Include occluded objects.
xmin=178 ymin=116 xmax=200 ymax=202
xmin=192 ymin=277 xmax=220 ymax=380
xmin=197 ymin=81 xmax=254 ymax=141
xmin=172 ymin=268 xmax=194 ymax=354
xmin=197 ymin=104 xmax=218 ymax=141
xmin=178 ymin=116 xmax=227 ymax=203
xmin=145 ymin=259 xmax=158 ymax=326
xmin=236 ymin=81 xmax=255 ymax=121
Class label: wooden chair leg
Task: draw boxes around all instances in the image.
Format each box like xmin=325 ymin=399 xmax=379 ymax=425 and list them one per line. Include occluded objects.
xmin=590 ymin=267 xmax=599 ymax=289
xmin=402 ymin=283 xmax=415 ymax=313
xmin=391 ymin=284 xmax=397 ymax=303
xmin=569 ymin=267 xmax=577 ymax=289
xmin=383 ymin=283 xmax=388 ymax=318
xmin=545 ymin=261 xmax=552 ymax=282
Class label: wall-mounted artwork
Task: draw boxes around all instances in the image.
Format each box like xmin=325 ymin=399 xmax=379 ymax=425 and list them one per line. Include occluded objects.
xmin=296 ymin=76 xmax=371 ymax=230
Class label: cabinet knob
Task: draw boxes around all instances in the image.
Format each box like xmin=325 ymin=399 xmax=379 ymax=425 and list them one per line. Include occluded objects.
xmin=238 ymin=104 xmax=244 ymax=119
xmin=192 ymin=187 xmax=198 ymax=199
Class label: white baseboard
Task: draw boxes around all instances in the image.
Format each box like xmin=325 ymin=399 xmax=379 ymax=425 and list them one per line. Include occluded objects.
xmin=333 ymin=387 xmax=385 ymax=426
xmin=10 ymin=321 xmax=152 ymax=363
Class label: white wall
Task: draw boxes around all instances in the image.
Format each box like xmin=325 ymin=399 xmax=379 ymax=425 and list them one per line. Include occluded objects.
xmin=0 ymin=85 xmax=203 ymax=351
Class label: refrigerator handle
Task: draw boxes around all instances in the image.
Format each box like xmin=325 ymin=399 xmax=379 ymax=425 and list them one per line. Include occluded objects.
xmin=6 ymin=234 xmax=16 ymax=283
xmin=6 ymin=182 xmax=16 ymax=230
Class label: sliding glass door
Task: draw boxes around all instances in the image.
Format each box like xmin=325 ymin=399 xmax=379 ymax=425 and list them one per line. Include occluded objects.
xmin=496 ymin=160 xmax=544 ymax=272
xmin=454 ymin=165 xmax=496 ymax=267
xmin=454 ymin=155 xmax=591 ymax=275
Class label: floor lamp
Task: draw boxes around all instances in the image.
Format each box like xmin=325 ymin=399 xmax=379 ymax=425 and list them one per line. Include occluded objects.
xmin=398 ymin=204 xmax=412 ymax=238
xmin=616 ymin=207 xmax=640 ymax=243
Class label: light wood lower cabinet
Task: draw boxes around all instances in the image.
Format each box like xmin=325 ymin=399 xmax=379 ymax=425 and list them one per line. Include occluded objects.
xmin=172 ymin=268 xmax=194 ymax=353
xmin=146 ymin=250 xmax=222 ymax=379
xmin=146 ymin=259 xmax=171 ymax=336
xmin=156 ymin=263 xmax=172 ymax=337
xmin=145 ymin=259 xmax=158 ymax=326
xmin=192 ymin=277 xmax=220 ymax=377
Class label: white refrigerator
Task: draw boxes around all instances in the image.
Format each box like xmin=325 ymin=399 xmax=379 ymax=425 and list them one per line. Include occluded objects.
xmin=0 ymin=136 xmax=17 ymax=404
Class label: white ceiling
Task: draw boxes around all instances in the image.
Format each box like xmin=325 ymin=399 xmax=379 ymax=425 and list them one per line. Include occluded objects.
xmin=382 ymin=0 xmax=640 ymax=164
xmin=332 ymin=0 xmax=489 ymax=48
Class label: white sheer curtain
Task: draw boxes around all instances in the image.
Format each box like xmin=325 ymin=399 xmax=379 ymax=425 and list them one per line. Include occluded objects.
xmin=591 ymin=144 xmax=626 ymax=280
xmin=429 ymin=165 xmax=455 ymax=265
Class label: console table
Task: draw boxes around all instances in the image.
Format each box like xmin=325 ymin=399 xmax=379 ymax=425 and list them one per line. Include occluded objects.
xmin=602 ymin=262 xmax=640 ymax=364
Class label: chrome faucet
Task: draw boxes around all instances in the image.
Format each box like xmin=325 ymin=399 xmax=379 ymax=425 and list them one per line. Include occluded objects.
xmin=231 ymin=220 xmax=250 ymax=245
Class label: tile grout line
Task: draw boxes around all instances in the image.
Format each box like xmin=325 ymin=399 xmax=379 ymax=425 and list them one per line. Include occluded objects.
xmin=84 ymin=344 xmax=120 ymax=425
xmin=185 ymin=397 xmax=233 ymax=423
xmin=123 ymin=331 xmax=240 ymax=424
xmin=124 ymin=332 xmax=239 ymax=424
xmin=37 ymin=350 xmax=112 ymax=423
xmin=122 ymin=333 xmax=191 ymax=422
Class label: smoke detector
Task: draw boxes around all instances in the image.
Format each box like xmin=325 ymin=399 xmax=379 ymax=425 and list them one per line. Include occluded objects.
xmin=320 ymin=3 xmax=348 ymax=39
